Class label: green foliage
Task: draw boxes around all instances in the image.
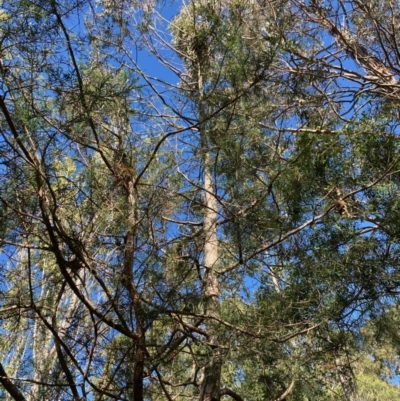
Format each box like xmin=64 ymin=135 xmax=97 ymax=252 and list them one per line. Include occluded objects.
xmin=2 ymin=1 xmax=400 ymax=401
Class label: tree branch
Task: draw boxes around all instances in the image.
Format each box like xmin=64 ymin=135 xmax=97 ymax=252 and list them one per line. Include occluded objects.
xmin=0 ymin=363 xmax=26 ymax=401
xmin=274 ymin=379 xmax=295 ymax=401
xmin=220 ymin=387 xmax=244 ymax=401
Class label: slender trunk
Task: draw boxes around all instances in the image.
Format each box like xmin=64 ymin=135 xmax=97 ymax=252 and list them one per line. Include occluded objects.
xmin=198 ymin=84 xmax=221 ymax=399
xmin=123 ymin=172 xmax=145 ymax=401
xmin=199 ymin=148 xmax=222 ymax=401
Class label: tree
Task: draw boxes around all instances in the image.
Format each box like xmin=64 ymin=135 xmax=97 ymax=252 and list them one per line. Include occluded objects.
xmin=1 ymin=0 xmax=400 ymax=400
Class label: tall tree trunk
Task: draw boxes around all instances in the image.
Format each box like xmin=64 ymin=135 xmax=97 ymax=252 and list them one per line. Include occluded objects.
xmin=199 ymin=154 xmax=222 ymax=401
xmin=199 ymin=98 xmax=222 ymax=401
xmin=123 ymin=170 xmax=145 ymax=401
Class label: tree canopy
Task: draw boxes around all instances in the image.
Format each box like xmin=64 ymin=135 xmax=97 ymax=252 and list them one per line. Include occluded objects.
xmin=1 ymin=0 xmax=400 ymax=400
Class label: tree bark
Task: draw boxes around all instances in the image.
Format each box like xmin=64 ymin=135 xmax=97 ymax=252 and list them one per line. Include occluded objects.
xmin=199 ymin=101 xmax=221 ymax=400
xmin=123 ymin=171 xmax=145 ymax=401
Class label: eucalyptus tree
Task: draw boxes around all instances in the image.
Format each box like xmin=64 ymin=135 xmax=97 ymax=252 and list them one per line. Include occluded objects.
xmin=166 ymin=1 xmax=305 ymax=399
